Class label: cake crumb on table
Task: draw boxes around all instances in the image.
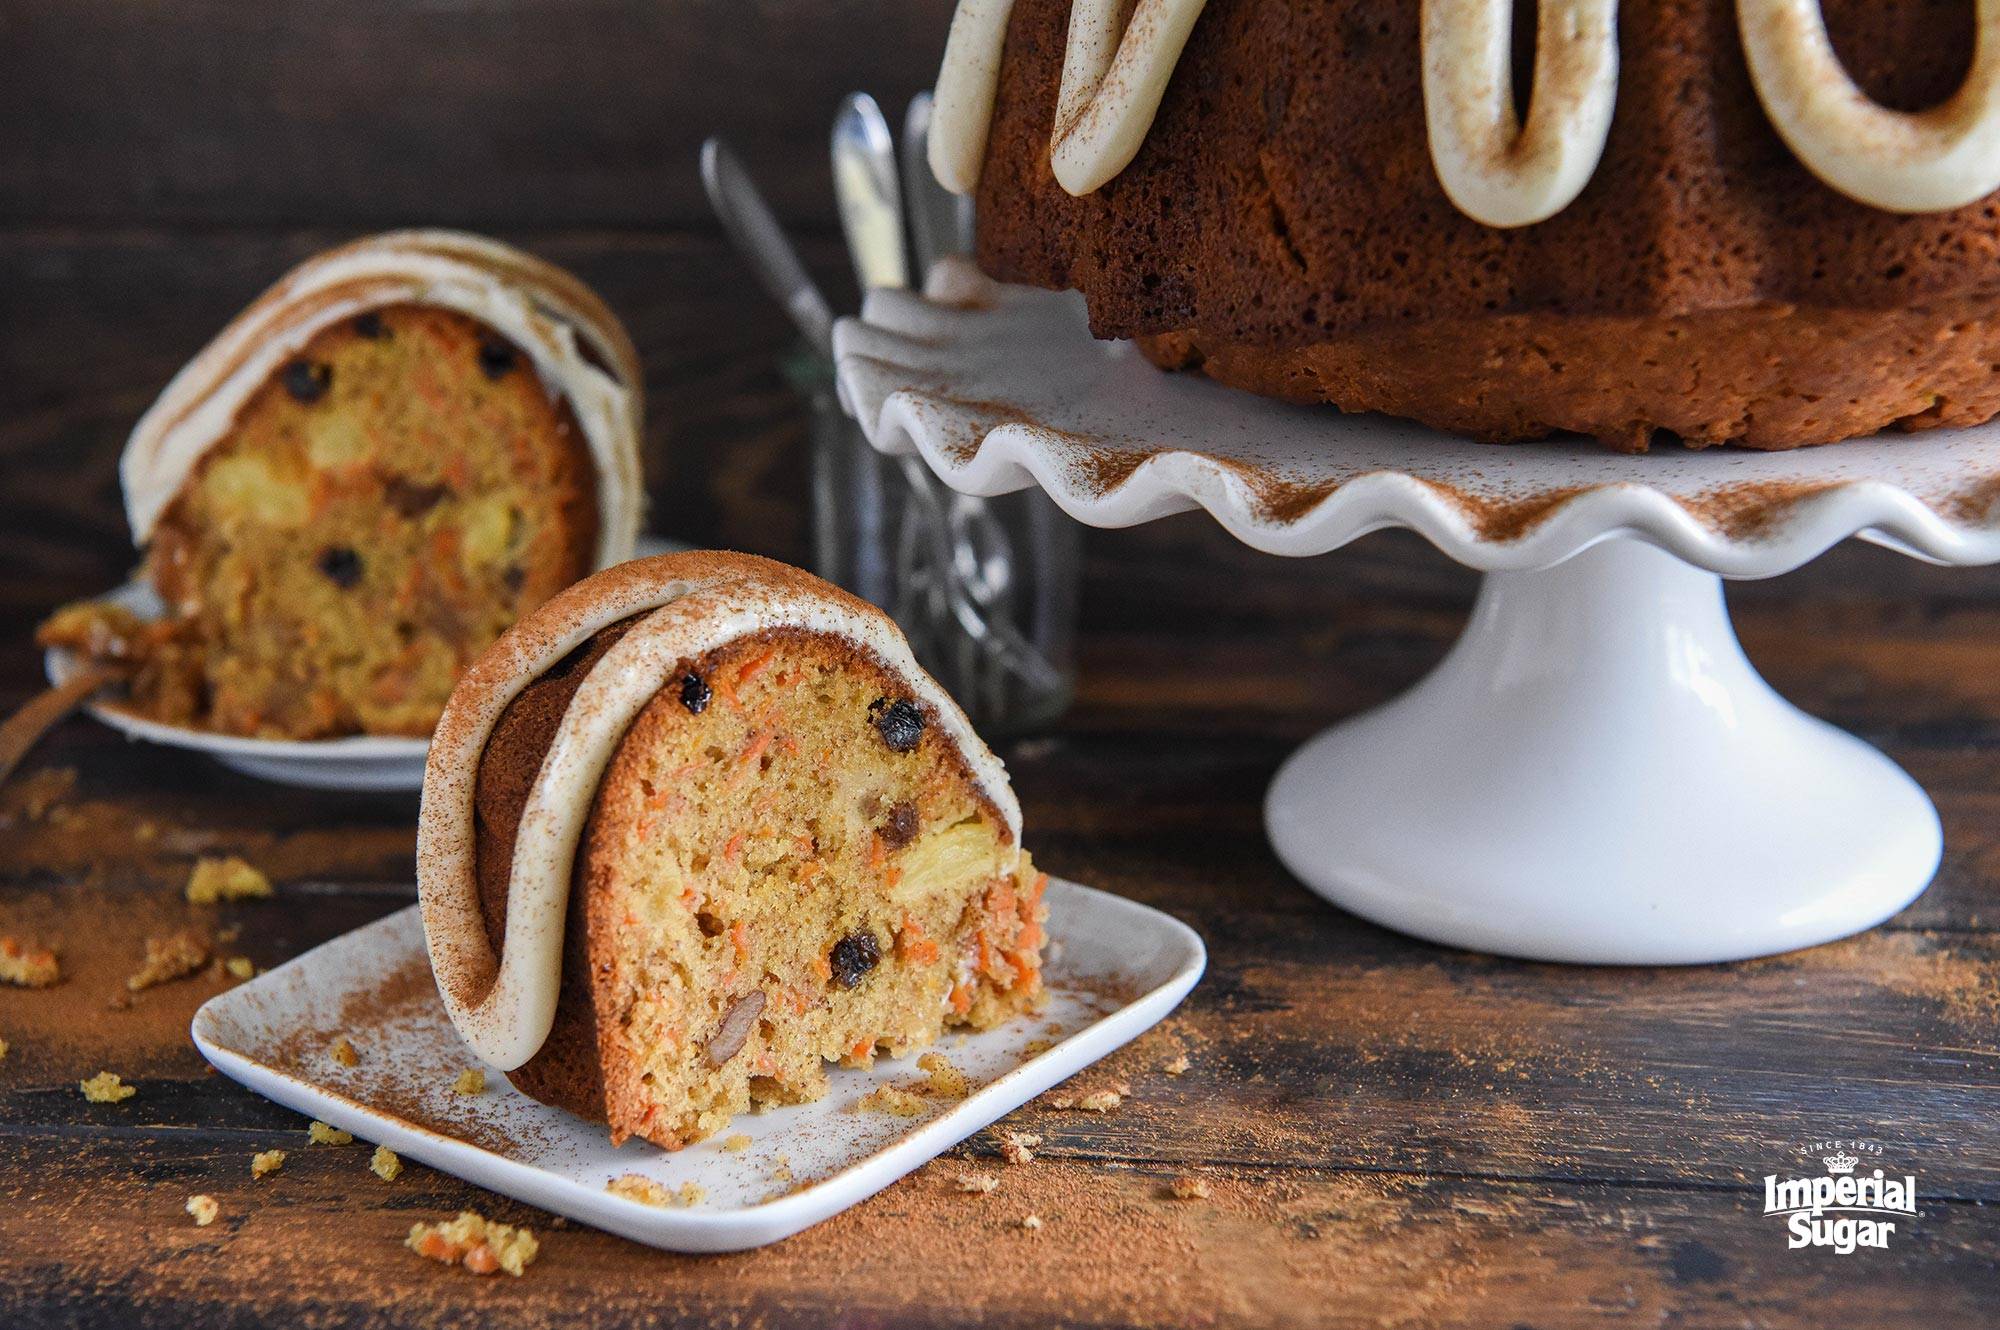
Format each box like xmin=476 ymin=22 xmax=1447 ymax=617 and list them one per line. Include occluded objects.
xmin=1163 ymin=1053 xmax=1191 ymax=1076
xmin=855 ymin=1084 xmax=926 ymax=1117
xmin=1076 ymin=1088 xmax=1125 ymax=1112
xmin=0 ymin=1036 xmax=9 ymax=1062
xmin=956 ymin=1172 xmax=999 ymax=1194
xmin=223 ymin=956 xmax=255 ymax=980
xmin=371 ymin=1145 xmax=403 ymax=1181
xmin=308 ymin=1120 xmax=353 ymax=1146
xmin=997 ymin=1130 xmax=1041 ymax=1165
xmin=452 ymin=1068 xmax=486 ymax=1095
xmin=330 ymin=1035 xmax=359 ymax=1067
xmin=0 ymin=936 xmax=60 ymax=987
xmin=186 ymin=855 xmax=275 ymax=904
xmin=186 ymin=1195 xmax=219 ymax=1227
xmin=1167 ymin=1174 xmax=1211 ymax=1200
xmin=251 ymin=1149 xmax=286 ymax=1179
xmin=1019 ymin=1214 xmax=1044 ymax=1232
xmin=80 ymin=1071 xmax=136 ymax=1103
xmin=406 ymin=1211 xmax=539 ymax=1276
xmin=722 ymin=1134 xmax=752 ymax=1153
xmin=917 ymin=1051 xmax=969 ymax=1097
xmin=127 ymin=929 xmax=210 ymax=991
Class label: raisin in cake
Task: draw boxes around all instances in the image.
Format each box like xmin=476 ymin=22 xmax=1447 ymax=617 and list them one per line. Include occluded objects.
xmin=39 ymin=230 xmax=643 ymax=738
xmin=417 ymin=552 xmax=1047 ymax=1149
xmin=933 ymin=0 xmax=2000 ymax=450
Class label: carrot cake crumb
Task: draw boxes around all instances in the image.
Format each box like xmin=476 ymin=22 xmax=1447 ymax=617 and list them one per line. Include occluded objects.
xmin=679 ymin=1182 xmax=706 ymax=1206
xmin=453 ymin=1068 xmax=487 ymax=1095
xmin=371 ymin=1145 xmax=403 ymax=1181
xmin=855 ymin=1084 xmax=927 ymax=1117
xmin=80 ymin=1071 xmax=136 ymax=1103
xmin=0 ymin=936 xmax=60 ymax=987
xmin=186 ymin=855 xmax=275 ymax=904
xmin=0 ymin=1037 xmax=9 ymax=1062
xmin=956 ymin=1172 xmax=999 ymax=1194
xmin=330 ymin=1035 xmax=359 ymax=1067
xmin=772 ymin=1155 xmax=794 ymax=1183
xmin=406 ymin=1211 xmax=539 ymax=1276
xmin=1167 ymin=1174 xmax=1211 ymax=1200
xmin=251 ymin=1149 xmax=286 ymax=1179
xmin=722 ymin=1134 xmax=752 ymax=1153
xmin=308 ymin=1120 xmax=353 ymax=1146
xmin=224 ymin=956 xmax=256 ymax=980
xmin=1163 ymin=1053 xmax=1191 ymax=1076
xmin=1024 ymin=1038 xmax=1055 ymax=1056
xmin=127 ymin=928 xmax=210 ymax=991
xmin=606 ymin=1174 xmax=671 ymax=1206
xmin=1020 ymin=1214 xmax=1044 ymax=1232
xmin=186 ymin=1195 xmax=219 ymax=1227
xmin=998 ymin=1130 xmax=1040 ymax=1165
xmin=917 ymin=1051 xmax=969 ymax=1098
xmin=1076 ymin=1089 xmax=1124 ymax=1113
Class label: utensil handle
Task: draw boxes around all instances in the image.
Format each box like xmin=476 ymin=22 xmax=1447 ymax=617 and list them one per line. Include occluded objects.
xmin=0 ymin=665 xmax=118 ymax=786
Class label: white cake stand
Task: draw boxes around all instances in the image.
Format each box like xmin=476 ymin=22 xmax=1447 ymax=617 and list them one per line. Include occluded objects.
xmin=834 ymin=259 xmax=2000 ymax=966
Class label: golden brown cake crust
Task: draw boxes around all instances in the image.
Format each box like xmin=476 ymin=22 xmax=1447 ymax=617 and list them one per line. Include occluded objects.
xmin=972 ymin=0 xmax=2000 ymax=448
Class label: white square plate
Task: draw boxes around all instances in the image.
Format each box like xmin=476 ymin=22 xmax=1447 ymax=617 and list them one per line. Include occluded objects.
xmin=190 ymin=877 xmax=1205 ymax=1252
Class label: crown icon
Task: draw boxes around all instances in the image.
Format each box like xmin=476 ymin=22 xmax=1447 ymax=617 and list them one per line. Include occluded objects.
xmin=1823 ymin=1152 xmax=1860 ymax=1175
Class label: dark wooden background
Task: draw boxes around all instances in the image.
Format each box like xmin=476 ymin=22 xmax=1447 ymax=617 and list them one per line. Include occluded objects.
xmin=3 ymin=2 xmax=1999 ymax=1325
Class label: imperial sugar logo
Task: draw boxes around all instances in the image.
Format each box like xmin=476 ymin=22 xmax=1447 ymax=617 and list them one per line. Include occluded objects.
xmin=1762 ymin=1138 xmax=1918 ymax=1254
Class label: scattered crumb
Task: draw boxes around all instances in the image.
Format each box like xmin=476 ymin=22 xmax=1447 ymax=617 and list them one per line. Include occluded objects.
xmin=855 ymin=1084 xmax=926 ymax=1117
xmin=1076 ymin=1089 xmax=1124 ymax=1113
xmin=0 ymin=936 xmax=60 ymax=988
xmin=722 ymin=1134 xmax=752 ymax=1153
xmin=1167 ymin=1174 xmax=1211 ymax=1200
xmin=956 ymin=1172 xmax=999 ymax=1194
xmin=0 ymin=1036 xmax=9 ymax=1062
xmin=223 ymin=956 xmax=255 ymax=980
xmin=453 ymin=1068 xmax=487 ymax=1095
xmin=1020 ymin=1214 xmax=1044 ymax=1232
xmin=606 ymin=1175 xmax=704 ymax=1208
xmin=1163 ymin=1053 xmax=1191 ymax=1076
xmin=771 ymin=1155 xmax=794 ymax=1183
xmin=127 ymin=929 xmax=209 ymax=992
xmin=251 ymin=1149 xmax=286 ymax=1179
xmin=998 ymin=1130 xmax=1041 ymax=1165
xmin=1023 ymin=1038 xmax=1056 ymax=1056
xmin=186 ymin=855 xmax=274 ymax=904
xmin=186 ymin=1195 xmax=219 ymax=1227
xmin=917 ymin=1051 xmax=969 ymax=1097
xmin=372 ymin=1145 xmax=403 ymax=1182
xmin=330 ymin=1035 xmax=359 ymax=1067
xmin=406 ymin=1211 xmax=539 ymax=1277
xmin=308 ymin=1120 xmax=353 ymax=1146
xmin=79 ymin=1071 xmax=135 ymax=1103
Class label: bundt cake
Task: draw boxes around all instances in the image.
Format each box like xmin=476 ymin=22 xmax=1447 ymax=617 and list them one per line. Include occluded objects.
xmin=417 ymin=552 xmax=1047 ymax=1149
xmin=39 ymin=231 xmax=644 ymax=738
xmin=931 ymin=0 xmax=2000 ymax=451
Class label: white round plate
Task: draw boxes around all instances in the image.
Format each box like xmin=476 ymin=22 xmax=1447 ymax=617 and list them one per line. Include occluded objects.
xmin=42 ymin=535 xmax=691 ymax=793
xmin=834 ymin=262 xmax=2000 ymax=965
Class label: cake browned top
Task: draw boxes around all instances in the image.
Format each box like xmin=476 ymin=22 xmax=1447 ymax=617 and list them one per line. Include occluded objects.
xmin=416 ymin=551 xmax=1022 ymax=1071
xmin=961 ymin=0 xmax=2000 ymax=349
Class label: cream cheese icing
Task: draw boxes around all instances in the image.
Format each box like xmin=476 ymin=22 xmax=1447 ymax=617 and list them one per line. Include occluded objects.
xmin=930 ymin=0 xmax=2000 ymax=222
xmin=416 ymin=553 xmax=1023 ymax=1070
xmin=120 ymin=229 xmax=644 ymax=570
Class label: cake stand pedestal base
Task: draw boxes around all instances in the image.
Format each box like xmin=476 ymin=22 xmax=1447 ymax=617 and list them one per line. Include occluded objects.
xmin=1266 ymin=539 xmax=1941 ymax=964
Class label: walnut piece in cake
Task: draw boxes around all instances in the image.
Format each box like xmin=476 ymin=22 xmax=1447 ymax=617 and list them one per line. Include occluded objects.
xmin=127 ymin=929 xmax=210 ymax=991
xmin=308 ymin=1120 xmax=353 ymax=1146
xmin=406 ymin=1211 xmax=540 ymax=1276
xmin=371 ymin=1145 xmax=403 ymax=1181
xmin=80 ymin=1071 xmax=136 ymax=1103
xmin=251 ymin=1149 xmax=286 ymax=1179
xmin=186 ymin=855 xmax=275 ymax=904
xmin=186 ymin=1195 xmax=220 ymax=1227
xmin=453 ymin=1068 xmax=487 ymax=1095
xmin=0 ymin=936 xmax=60 ymax=988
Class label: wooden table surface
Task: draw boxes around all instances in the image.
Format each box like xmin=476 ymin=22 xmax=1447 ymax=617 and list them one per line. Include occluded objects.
xmin=4 ymin=2 xmax=1999 ymax=1324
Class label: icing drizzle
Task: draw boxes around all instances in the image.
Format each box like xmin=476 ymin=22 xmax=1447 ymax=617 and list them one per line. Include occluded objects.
xmin=931 ymin=0 xmax=2000 ymax=224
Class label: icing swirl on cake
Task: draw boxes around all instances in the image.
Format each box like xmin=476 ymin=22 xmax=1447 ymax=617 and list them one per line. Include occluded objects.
xmin=932 ymin=0 xmax=2000 ymax=223
xmin=417 ymin=552 xmax=1023 ymax=1070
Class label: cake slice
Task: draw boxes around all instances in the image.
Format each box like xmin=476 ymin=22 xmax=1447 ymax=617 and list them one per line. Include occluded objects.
xmin=418 ymin=553 xmax=1046 ymax=1148
xmin=39 ymin=230 xmax=643 ymax=738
